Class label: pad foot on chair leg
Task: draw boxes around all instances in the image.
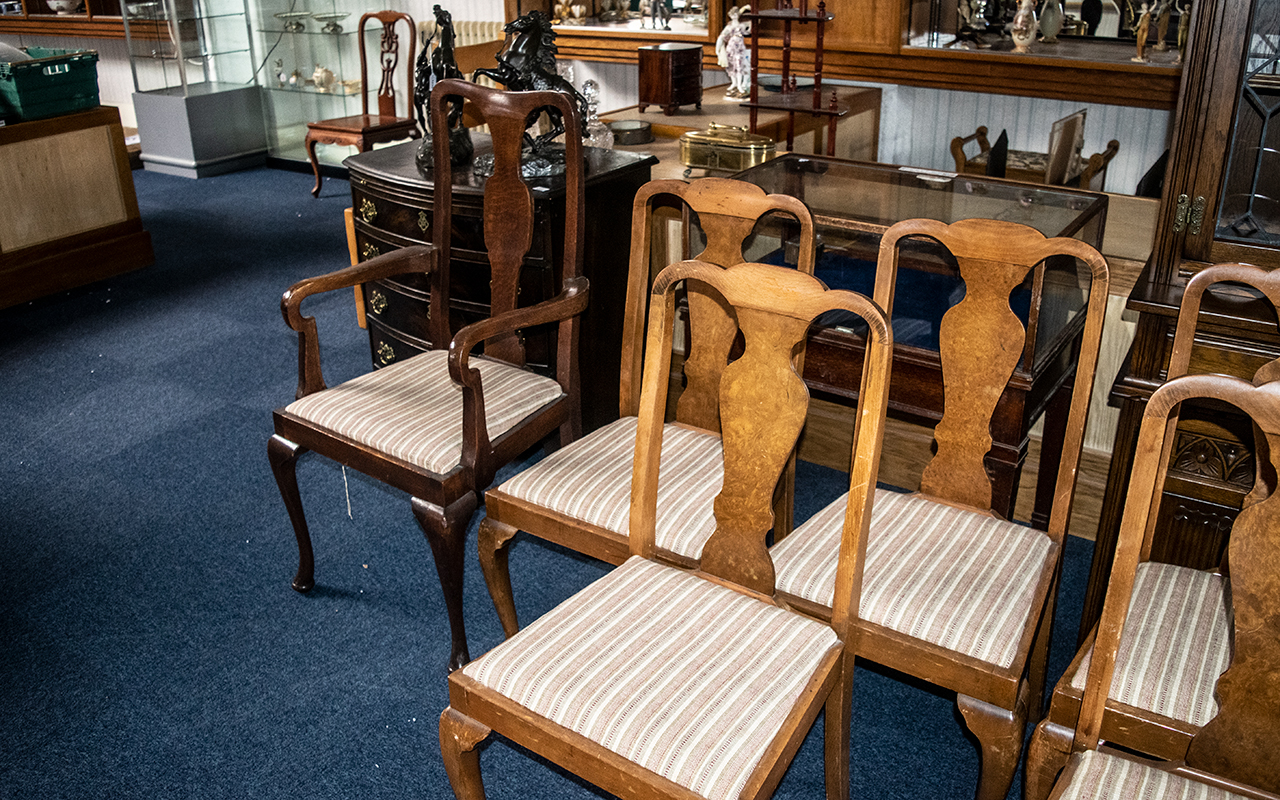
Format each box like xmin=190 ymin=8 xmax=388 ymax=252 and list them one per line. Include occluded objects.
xmin=477 ymin=517 xmax=522 ymax=639
xmin=440 ymin=706 xmax=491 ymax=800
xmin=957 ymin=692 xmax=1027 ymax=800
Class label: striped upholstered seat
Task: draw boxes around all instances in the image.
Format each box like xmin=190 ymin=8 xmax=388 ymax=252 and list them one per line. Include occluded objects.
xmin=284 ymin=350 xmax=564 ymax=475
xmin=772 ymin=488 xmax=1052 ymax=668
xmin=461 ymin=556 xmax=840 ymax=800
xmin=1067 ymin=562 xmax=1230 ymax=726
xmin=493 ymin=416 xmax=723 ymax=559
xmin=1055 ymin=750 xmax=1249 ymax=800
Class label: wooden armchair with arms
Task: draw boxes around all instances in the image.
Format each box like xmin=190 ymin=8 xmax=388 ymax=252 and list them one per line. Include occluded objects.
xmin=440 ymin=258 xmax=894 ymax=800
xmin=1024 ymin=263 xmax=1280 ymax=800
xmin=1040 ymin=365 xmax=1280 ymax=800
xmin=769 ymin=217 xmax=1111 ymax=800
xmin=268 ymin=79 xmax=587 ymax=671
xmin=305 ymin=10 xmax=419 ymax=198
xmin=477 ymin=177 xmax=820 ymax=636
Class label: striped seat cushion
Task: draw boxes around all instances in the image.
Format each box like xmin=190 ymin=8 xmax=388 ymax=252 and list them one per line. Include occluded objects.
xmin=1068 ymin=562 xmax=1229 ymax=726
xmin=771 ymin=489 xmax=1052 ymax=669
xmin=284 ymin=350 xmax=563 ymax=475
xmin=1057 ymin=750 xmax=1248 ymax=800
xmin=462 ymin=556 xmax=839 ymax=800
xmin=494 ymin=416 xmax=723 ymax=559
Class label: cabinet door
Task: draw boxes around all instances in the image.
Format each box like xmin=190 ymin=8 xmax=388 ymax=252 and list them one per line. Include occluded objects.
xmin=1164 ymin=0 xmax=1280 ymax=271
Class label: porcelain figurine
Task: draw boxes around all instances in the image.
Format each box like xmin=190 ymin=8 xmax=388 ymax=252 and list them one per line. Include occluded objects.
xmin=716 ymin=5 xmax=751 ymax=98
xmin=311 ymin=64 xmax=335 ymax=92
xmin=1010 ymin=0 xmax=1037 ymax=53
xmin=1131 ymin=1 xmax=1151 ymax=62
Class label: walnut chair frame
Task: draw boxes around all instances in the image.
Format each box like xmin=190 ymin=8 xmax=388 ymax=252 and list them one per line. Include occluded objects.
xmin=768 ymin=217 xmax=1111 ymax=800
xmin=477 ymin=177 xmax=819 ymax=637
xmin=441 ymin=259 xmax=893 ymax=800
xmin=1025 ymin=263 xmax=1280 ymax=800
xmin=304 ymin=10 xmax=419 ymax=198
xmin=1043 ymin=367 xmax=1280 ymax=800
xmin=269 ymin=79 xmax=587 ymax=671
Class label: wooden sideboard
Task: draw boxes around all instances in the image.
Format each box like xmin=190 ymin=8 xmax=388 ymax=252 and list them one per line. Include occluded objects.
xmin=0 ymin=106 xmax=154 ymax=309
xmin=345 ymin=139 xmax=657 ymax=434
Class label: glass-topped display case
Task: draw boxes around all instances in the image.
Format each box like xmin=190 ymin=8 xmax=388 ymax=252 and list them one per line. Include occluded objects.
xmin=122 ymin=0 xmax=267 ymax=176
xmin=727 ymin=153 xmax=1108 ymax=526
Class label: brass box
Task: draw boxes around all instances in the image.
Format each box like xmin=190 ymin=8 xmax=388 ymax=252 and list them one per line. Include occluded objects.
xmin=679 ymin=123 xmax=776 ymax=174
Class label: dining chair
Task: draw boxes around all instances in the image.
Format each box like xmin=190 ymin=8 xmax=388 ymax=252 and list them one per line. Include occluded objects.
xmin=769 ymin=217 xmax=1111 ymax=800
xmin=477 ymin=176 xmax=820 ymax=636
xmin=1024 ymin=263 xmax=1280 ymax=800
xmin=441 ymin=258 xmax=894 ymax=800
xmin=1041 ymin=367 xmax=1280 ymax=800
xmin=269 ymin=79 xmax=586 ymax=671
xmin=304 ymin=10 xmax=419 ymax=198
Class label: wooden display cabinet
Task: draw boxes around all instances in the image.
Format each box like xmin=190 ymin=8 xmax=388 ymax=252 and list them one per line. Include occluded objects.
xmin=0 ymin=105 xmax=154 ymax=308
xmin=637 ymin=42 xmax=703 ymax=115
xmin=1083 ymin=0 xmax=1280 ymax=638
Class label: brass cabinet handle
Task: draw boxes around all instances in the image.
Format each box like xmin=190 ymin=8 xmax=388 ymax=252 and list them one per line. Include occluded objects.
xmin=369 ymin=289 xmax=388 ymax=315
xmin=418 ymin=211 xmax=430 ymax=233
xmin=376 ymin=341 xmax=396 ymax=365
xmin=361 ymin=242 xmax=381 ymax=260
xmin=360 ymin=198 xmax=377 ymax=223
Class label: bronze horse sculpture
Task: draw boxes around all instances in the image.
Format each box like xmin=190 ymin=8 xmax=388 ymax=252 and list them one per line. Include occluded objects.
xmin=473 ymin=10 xmax=588 ymax=155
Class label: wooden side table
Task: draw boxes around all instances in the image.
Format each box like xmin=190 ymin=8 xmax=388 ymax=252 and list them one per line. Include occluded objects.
xmin=637 ymin=43 xmax=703 ymax=116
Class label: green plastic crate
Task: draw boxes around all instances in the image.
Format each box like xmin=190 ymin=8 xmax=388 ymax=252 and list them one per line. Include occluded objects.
xmin=0 ymin=47 xmax=99 ymax=123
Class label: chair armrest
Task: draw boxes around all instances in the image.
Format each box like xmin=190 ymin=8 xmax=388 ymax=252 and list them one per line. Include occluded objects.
xmin=281 ymin=245 xmax=436 ymax=399
xmin=950 ymin=125 xmax=989 ymax=171
xmin=447 ymin=275 xmax=590 ymax=388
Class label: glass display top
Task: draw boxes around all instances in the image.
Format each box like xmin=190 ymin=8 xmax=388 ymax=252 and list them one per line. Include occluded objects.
xmin=732 ymin=154 xmax=1107 ymax=239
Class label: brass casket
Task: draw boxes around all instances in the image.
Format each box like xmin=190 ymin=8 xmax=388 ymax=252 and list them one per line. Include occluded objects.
xmin=679 ymin=123 xmax=776 ymax=174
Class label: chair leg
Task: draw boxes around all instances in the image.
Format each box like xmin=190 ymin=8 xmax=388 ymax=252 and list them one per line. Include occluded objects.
xmin=305 ymin=133 xmax=323 ymax=198
xmin=1023 ymin=718 xmax=1074 ymax=800
xmin=1027 ymin=586 xmax=1058 ymax=724
xmin=477 ymin=516 xmax=522 ymax=639
xmin=823 ymin=655 xmax=854 ymax=800
xmin=267 ymin=433 xmax=315 ymax=593
xmin=440 ymin=706 xmax=492 ymax=800
xmin=413 ymin=493 xmax=479 ymax=672
xmin=957 ymin=692 xmax=1027 ymax=800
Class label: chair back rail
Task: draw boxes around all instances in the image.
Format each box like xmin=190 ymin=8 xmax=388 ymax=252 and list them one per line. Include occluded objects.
xmin=429 ymin=79 xmax=584 ymax=371
xmin=358 ymin=11 xmax=416 ymax=119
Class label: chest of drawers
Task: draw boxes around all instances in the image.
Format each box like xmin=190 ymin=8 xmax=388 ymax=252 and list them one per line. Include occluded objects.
xmin=638 ymin=43 xmax=704 ymax=116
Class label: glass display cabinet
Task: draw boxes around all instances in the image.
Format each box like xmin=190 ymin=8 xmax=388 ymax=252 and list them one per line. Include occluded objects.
xmin=122 ymin=0 xmax=267 ymax=176
xmin=1086 ymin=0 xmax=1280 ymax=637
xmin=729 ymin=153 xmax=1108 ymax=527
xmin=253 ymin=3 xmax=370 ymax=164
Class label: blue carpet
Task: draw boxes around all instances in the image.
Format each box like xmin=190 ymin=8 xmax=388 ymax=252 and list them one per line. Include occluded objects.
xmin=0 ymin=165 xmax=1093 ymax=799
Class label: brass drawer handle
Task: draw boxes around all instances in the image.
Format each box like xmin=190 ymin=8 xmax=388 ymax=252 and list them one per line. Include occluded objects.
xmin=376 ymin=341 xmax=396 ymax=365
xmin=360 ymin=198 xmax=377 ymax=223
xmin=418 ymin=210 xmax=430 ymax=233
xmin=369 ymin=289 xmax=388 ymax=315
xmin=362 ymin=242 xmax=381 ymax=260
